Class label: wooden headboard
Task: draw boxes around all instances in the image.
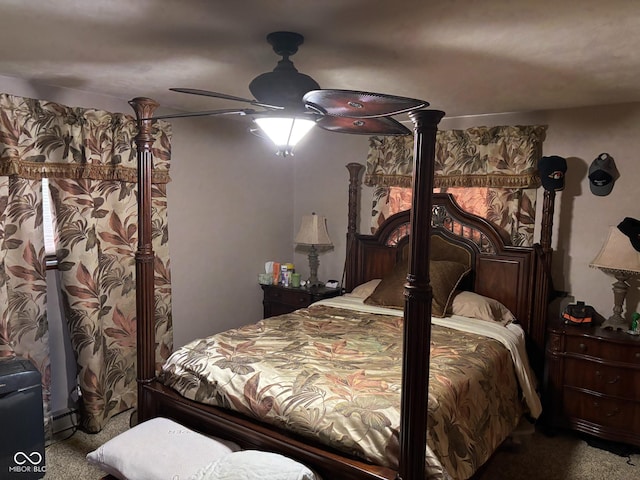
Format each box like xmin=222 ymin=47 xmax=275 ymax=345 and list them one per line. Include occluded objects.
xmin=344 ymin=163 xmax=555 ymax=367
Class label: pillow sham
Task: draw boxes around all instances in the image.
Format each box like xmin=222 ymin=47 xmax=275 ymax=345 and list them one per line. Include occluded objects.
xmin=451 ymin=290 xmax=516 ymax=325
xmin=363 ymin=262 xmax=407 ymax=309
xmin=364 ymin=260 xmax=470 ymax=317
xmin=348 ymin=279 xmax=382 ymax=299
xmin=86 ymin=416 xmax=240 ymax=480
xmin=429 ymin=261 xmax=471 ymax=317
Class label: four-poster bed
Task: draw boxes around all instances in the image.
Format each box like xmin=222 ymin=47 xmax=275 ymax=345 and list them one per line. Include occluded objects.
xmin=128 ymin=98 xmax=556 ymax=480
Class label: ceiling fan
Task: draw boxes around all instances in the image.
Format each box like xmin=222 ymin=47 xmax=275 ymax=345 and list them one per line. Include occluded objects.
xmin=152 ymin=31 xmax=429 ymax=156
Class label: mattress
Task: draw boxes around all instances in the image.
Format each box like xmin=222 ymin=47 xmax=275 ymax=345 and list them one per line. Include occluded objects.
xmin=160 ymin=296 xmax=541 ymax=480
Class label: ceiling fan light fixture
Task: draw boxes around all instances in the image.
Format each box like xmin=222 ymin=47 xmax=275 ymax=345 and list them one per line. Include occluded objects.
xmin=254 ymin=116 xmax=316 ymax=156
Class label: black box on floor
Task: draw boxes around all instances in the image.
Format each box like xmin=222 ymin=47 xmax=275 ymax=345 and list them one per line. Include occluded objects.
xmin=0 ymin=357 xmax=46 ymax=479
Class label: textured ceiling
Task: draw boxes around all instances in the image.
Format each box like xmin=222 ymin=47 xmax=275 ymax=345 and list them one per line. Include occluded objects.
xmin=1 ymin=0 xmax=639 ymax=118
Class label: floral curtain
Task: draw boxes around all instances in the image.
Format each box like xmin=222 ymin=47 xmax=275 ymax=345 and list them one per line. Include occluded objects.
xmin=0 ymin=176 xmax=50 ymax=440
xmin=0 ymin=92 xmax=172 ymax=433
xmin=365 ymin=126 xmax=546 ymax=245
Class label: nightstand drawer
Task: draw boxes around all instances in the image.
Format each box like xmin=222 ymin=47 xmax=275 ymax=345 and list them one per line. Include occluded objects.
xmin=263 ymin=288 xmax=310 ymax=308
xmin=563 ymin=388 xmax=640 ymax=433
xmin=262 ymin=285 xmax=341 ymax=319
xmin=565 ymin=335 xmax=640 ymax=364
xmin=564 ymin=358 xmax=640 ymax=399
xmin=565 ymin=336 xmax=601 ymax=357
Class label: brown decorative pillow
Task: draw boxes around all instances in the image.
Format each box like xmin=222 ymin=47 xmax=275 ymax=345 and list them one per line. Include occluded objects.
xmin=363 ymin=262 xmax=407 ymax=309
xmin=364 ymin=260 xmax=470 ymax=317
xmin=451 ymin=291 xmax=515 ymax=325
xmin=429 ymin=261 xmax=471 ymax=317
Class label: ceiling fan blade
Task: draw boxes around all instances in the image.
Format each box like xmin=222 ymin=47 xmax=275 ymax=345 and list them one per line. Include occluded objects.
xmin=315 ymin=116 xmax=411 ymax=136
xmin=169 ymin=88 xmax=284 ymax=110
xmin=303 ymin=89 xmax=428 ymax=118
xmin=145 ymin=108 xmax=257 ymax=120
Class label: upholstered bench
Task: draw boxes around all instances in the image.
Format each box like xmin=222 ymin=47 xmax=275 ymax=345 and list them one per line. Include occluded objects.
xmin=87 ymin=417 xmax=320 ymax=480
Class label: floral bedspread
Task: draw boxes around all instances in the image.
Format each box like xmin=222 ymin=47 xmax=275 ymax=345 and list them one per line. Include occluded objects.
xmin=160 ymin=304 xmax=526 ymax=479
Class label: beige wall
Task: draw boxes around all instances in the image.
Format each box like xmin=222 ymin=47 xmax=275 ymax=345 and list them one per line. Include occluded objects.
xmin=439 ymin=104 xmax=640 ymax=322
xmin=536 ymin=103 xmax=640 ymax=320
xmin=167 ymin=117 xmax=294 ymax=345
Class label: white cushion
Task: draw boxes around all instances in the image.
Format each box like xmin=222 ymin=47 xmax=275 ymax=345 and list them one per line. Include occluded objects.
xmin=450 ymin=290 xmax=516 ymax=325
xmin=86 ymin=417 xmax=240 ymax=480
xmin=188 ymin=450 xmax=321 ymax=480
xmin=347 ymin=279 xmax=382 ymax=299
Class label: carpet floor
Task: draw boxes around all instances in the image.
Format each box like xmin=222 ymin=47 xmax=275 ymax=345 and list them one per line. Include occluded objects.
xmin=44 ymin=411 xmax=639 ymax=480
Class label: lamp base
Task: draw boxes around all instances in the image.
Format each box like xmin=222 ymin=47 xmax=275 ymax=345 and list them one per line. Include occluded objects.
xmin=306 ymin=246 xmax=321 ymax=289
xmin=306 ymin=280 xmax=324 ymax=289
xmin=600 ymin=314 xmax=628 ymax=331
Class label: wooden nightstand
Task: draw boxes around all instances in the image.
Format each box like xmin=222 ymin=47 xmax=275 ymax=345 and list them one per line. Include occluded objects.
xmin=544 ymin=314 xmax=640 ymax=447
xmin=261 ymin=284 xmax=341 ymax=318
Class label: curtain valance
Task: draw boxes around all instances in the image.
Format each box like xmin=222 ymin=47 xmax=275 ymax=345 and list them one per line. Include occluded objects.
xmin=0 ymin=93 xmax=171 ymax=183
xmin=365 ymin=125 xmax=547 ymax=188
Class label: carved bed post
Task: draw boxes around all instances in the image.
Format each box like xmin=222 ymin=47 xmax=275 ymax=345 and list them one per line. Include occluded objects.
xmin=345 ymin=162 xmax=364 ymax=292
xmin=129 ymin=97 xmax=159 ymax=423
xmin=531 ymin=188 xmax=556 ymax=373
xmin=539 ymin=189 xmax=556 ymax=254
xmin=398 ymin=109 xmax=445 ymax=480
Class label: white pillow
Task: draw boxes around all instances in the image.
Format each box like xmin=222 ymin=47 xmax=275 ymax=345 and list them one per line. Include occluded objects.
xmin=86 ymin=417 xmax=240 ymax=480
xmin=346 ymin=279 xmax=382 ymax=299
xmin=188 ymin=450 xmax=321 ymax=480
xmin=450 ymin=291 xmax=515 ymax=325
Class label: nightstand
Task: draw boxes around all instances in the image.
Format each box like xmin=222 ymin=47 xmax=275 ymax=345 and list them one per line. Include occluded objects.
xmin=544 ymin=314 xmax=640 ymax=447
xmin=261 ymin=284 xmax=341 ymax=318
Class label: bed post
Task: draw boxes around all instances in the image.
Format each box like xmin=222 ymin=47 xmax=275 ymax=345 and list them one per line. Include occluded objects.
xmin=398 ymin=109 xmax=445 ymax=480
xmin=530 ymin=189 xmax=556 ymax=373
xmin=129 ymin=97 xmax=159 ymax=423
xmin=345 ymin=162 xmax=364 ymax=292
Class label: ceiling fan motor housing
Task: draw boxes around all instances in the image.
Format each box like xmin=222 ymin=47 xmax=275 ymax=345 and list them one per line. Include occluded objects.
xmin=249 ymin=31 xmax=320 ymax=109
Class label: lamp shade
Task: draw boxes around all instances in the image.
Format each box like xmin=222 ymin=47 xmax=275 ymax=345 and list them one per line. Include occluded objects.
xmin=590 ymin=226 xmax=640 ymax=274
xmin=295 ymin=213 xmax=332 ymax=246
xmin=254 ymin=115 xmax=316 ymax=157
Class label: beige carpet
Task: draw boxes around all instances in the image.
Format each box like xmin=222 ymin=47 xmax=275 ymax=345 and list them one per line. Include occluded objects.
xmin=44 ymin=410 xmax=134 ymax=480
xmin=476 ymin=429 xmax=639 ymax=480
xmin=44 ymin=411 xmax=639 ymax=480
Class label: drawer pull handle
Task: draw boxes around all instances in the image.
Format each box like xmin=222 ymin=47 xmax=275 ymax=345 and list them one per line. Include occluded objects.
xmin=594 ymin=371 xmax=621 ymax=384
xmin=636 ymin=352 xmax=640 ymax=359
xmin=592 ymin=402 xmax=621 ymax=418
xmin=578 ymin=343 xmax=586 ymax=351
xmin=607 ymin=375 xmax=621 ymax=384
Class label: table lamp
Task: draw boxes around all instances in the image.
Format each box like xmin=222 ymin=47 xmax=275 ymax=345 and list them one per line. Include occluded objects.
xmin=295 ymin=213 xmax=332 ymax=287
xmin=589 ymin=226 xmax=640 ymax=330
